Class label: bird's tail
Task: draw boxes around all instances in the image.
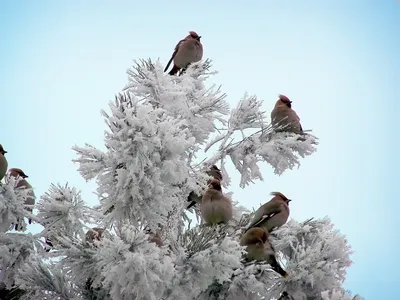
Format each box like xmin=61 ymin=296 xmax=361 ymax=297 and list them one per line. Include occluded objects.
xmin=187 ymin=191 xmax=203 ymax=209
xmin=269 ymin=255 xmax=289 ymax=278
xmin=187 ymin=200 xmax=196 ymax=210
xmin=168 ymin=65 xmax=180 ymax=75
xmin=45 ymin=237 xmax=53 ymax=252
xmin=104 ymin=205 xmax=115 ymax=215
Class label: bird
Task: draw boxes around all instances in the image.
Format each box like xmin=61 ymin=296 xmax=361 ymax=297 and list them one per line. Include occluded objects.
xmin=7 ymin=168 xmax=36 ymax=229
xmin=245 ymin=192 xmax=291 ymax=233
xmin=271 ymin=94 xmax=303 ymax=134
xmin=147 ymin=230 xmax=164 ymax=247
xmin=240 ymin=227 xmax=289 ymax=278
xmin=85 ymin=227 xmax=105 ymax=244
xmin=201 ymin=178 xmax=233 ymax=225
xmin=187 ymin=165 xmax=223 ymax=210
xmin=164 ymin=31 xmax=203 ymax=76
xmin=0 ymin=144 xmax=8 ymax=181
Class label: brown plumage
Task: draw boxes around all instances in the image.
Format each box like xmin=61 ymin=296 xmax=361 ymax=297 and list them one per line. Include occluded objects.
xmin=148 ymin=231 xmax=164 ymax=247
xmin=45 ymin=226 xmax=105 ymax=252
xmin=7 ymin=168 xmax=35 ymax=229
xmin=245 ymin=192 xmax=291 ymax=233
xmin=86 ymin=227 xmax=105 ymax=244
xmin=0 ymin=144 xmax=8 ymax=181
xmin=46 ymin=225 xmax=97 ymax=252
xmin=143 ymin=227 xmax=164 ymax=247
xmin=200 ymin=179 xmax=232 ymax=225
xmin=240 ymin=227 xmax=289 ymax=278
xmin=164 ymin=31 xmax=203 ymax=76
xmin=271 ymin=94 xmax=303 ymax=134
xmin=187 ymin=165 xmax=223 ymax=209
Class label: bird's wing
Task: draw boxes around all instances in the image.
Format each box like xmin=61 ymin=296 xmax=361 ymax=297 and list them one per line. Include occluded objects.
xmin=260 ymin=200 xmax=283 ymax=215
xmin=291 ymin=109 xmax=303 ymax=133
xmin=292 ymin=109 xmax=300 ymax=121
xmin=246 ymin=201 xmax=283 ymax=229
xmin=164 ymin=39 xmax=184 ymax=72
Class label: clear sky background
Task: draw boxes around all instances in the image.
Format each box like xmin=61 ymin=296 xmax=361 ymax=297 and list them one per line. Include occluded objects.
xmin=1 ymin=1 xmax=399 ymax=299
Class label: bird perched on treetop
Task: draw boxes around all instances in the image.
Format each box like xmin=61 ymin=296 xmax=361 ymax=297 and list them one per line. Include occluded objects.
xmin=240 ymin=227 xmax=289 ymax=278
xmin=245 ymin=192 xmax=291 ymax=233
xmin=271 ymin=94 xmax=303 ymax=134
xmin=187 ymin=165 xmax=223 ymax=210
xmin=7 ymin=168 xmax=36 ymax=229
xmin=201 ymin=178 xmax=233 ymax=225
xmin=164 ymin=31 xmax=203 ymax=76
xmin=0 ymin=144 xmax=8 ymax=181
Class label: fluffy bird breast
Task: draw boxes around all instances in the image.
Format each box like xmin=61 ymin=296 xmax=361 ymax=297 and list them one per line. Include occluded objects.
xmin=201 ymin=188 xmax=233 ymax=225
xmin=174 ymin=39 xmax=203 ymax=68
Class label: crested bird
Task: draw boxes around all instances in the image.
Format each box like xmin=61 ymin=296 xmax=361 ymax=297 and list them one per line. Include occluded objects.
xmin=0 ymin=144 xmax=8 ymax=181
xmin=271 ymin=94 xmax=303 ymax=134
xmin=164 ymin=31 xmax=203 ymax=76
xmin=240 ymin=227 xmax=289 ymax=278
xmin=201 ymin=178 xmax=232 ymax=225
xmin=187 ymin=165 xmax=223 ymax=210
xmin=245 ymin=192 xmax=291 ymax=233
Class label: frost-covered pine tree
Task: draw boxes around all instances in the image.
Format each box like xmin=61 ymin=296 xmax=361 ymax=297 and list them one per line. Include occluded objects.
xmin=0 ymin=59 xmax=363 ymax=300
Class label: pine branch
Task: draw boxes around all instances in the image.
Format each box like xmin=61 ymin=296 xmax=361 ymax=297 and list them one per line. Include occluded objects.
xmin=0 ymin=54 xmax=360 ymax=300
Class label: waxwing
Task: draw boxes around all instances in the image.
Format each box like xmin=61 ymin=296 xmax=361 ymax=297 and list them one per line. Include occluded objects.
xmin=201 ymin=179 xmax=232 ymax=225
xmin=271 ymin=94 xmax=303 ymax=134
xmin=187 ymin=165 xmax=223 ymax=209
xmin=164 ymin=31 xmax=203 ymax=75
xmin=245 ymin=192 xmax=291 ymax=233
xmin=240 ymin=227 xmax=288 ymax=278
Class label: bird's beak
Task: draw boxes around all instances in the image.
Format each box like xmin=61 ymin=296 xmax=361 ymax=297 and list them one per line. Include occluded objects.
xmin=289 ymin=101 xmax=292 ymax=104
xmin=3 ymin=151 xmax=7 ymax=154
xmin=287 ymin=199 xmax=292 ymax=202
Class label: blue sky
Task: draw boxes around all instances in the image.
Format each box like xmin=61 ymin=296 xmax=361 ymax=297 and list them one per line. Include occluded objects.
xmin=1 ymin=1 xmax=399 ymax=298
